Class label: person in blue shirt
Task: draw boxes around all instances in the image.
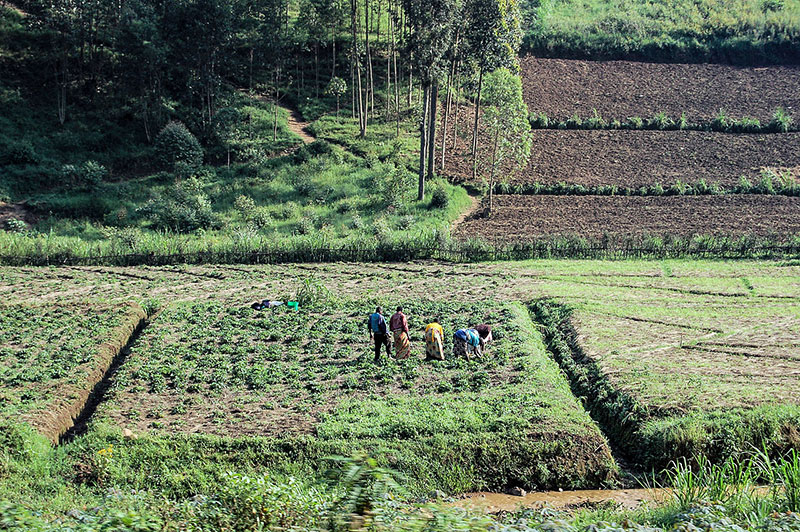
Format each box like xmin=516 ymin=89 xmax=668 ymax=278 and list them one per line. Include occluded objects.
xmin=453 ymin=328 xmax=482 ymax=360
xmin=367 ymin=306 xmax=391 ymax=362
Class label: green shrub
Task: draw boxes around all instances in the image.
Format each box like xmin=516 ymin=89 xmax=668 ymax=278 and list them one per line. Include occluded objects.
xmin=137 ymin=181 xmax=215 ymax=232
xmin=585 ymin=109 xmax=607 ymax=129
xmin=530 ymin=112 xmax=549 ymax=128
xmin=60 ymin=160 xmax=107 ymax=189
xmin=711 ymin=109 xmax=733 ymax=132
xmin=1 ymin=140 xmax=39 ymax=165
xmin=154 ymin=121 xmax=203 ymax=172
xmin=647 ymin=112 xmax=674 ymax=130
xmin=430 ymin=185 xmax=449 ymax=209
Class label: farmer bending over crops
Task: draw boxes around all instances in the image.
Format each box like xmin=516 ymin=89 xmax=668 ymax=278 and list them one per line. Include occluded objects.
xmin=453 ymin=328 xmax=481 ymax=360
xmin=425 ymin=319 xmax=445 ymax=361
xmin=475 ymin=323 xmax=493 ymax=352
xmin=390 ymin=306 xmax=411 ymax=360
xmin=367 ymin=307 xmax=391 ymax=362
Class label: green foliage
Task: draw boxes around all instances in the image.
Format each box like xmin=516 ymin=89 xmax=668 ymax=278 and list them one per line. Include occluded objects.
xmin=59 ymin=160 xmax=107 ymax=190
xmin=294 ymin=276 xmax=335 ymax=308
xmin=770 ymin=107 xmax=795 ymax=133
xmin=430 ymin=184 xmax=450 ymax=209
xmin=522 ymin=0 xmax=800 ymax=64
xmin=481 ymin=68 xmax=533 ymax=191
xmin=153 ymin=122 xmax=203 ymax=172
xmin=137 ymin=179 xmax=216 ymax=232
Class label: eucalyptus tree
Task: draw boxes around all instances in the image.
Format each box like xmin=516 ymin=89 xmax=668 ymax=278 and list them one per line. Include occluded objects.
xmin=401 ymin=0 xmax=459 ymax=200
xmin=464 ymin=0 xmax=522 ymax=179
xmin=480 ymin=68 xmax=531 ymax=215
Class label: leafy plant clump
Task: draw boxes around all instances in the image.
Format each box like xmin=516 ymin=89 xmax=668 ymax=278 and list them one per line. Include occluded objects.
xmin=154 ymin=122 xmax=204 ymax=173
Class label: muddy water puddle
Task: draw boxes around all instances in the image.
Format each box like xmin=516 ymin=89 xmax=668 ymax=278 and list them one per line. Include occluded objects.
xmin=451 ymin=488 xmax=669 ymax=513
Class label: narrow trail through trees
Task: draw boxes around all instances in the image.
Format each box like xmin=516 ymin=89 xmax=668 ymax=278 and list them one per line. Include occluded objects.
xmin=284 ymin=106 xmax=315 ymax=144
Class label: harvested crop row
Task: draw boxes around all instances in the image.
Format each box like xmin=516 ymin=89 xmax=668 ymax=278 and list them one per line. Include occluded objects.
xmin=454 ymin=195 xmax=800 ymax=240
xmin=0 ymin=302 xmax=146 ymax=442
xmin=520 ymin=58 xmax=800 ymax=123
xmin=94 ymin=300 xmax=615 ymax=493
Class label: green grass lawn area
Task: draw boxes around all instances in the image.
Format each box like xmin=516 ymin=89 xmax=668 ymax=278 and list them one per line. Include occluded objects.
xmin=523 ymin=0 xmax=800 ymax=63
xmin=0 ymin=302 xmax=145 ymax=442
xmin=88 ymin=299 xmax=615 ymax=495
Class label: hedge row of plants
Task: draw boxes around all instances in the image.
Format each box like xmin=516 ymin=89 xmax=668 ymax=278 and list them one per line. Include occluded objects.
xmin=1 ymin=230 xmax=799 ymax=266
xmin=488 ymin=172 xmax=800 ymax=197
xmin=528 ymin=299 xmax=800 ymax=472
xmin=528 ymin=108 xmax=795 ymax=133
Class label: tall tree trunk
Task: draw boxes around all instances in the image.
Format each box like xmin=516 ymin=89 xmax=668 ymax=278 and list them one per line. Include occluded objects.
xmin=489 ymin=129 xmax=499 ymax=216
xmin=440 ymin=46 xmax=458 ymax=170
xmin=364 ymin=0 xmax=374 ymax=119
xmin=452 ymin=70 xmax=461 ymax=150
xmin=351 ymin=0 xmax=366 ymax=135
xmin=426 ymin=83 xmax=438 ymax=180
xmin=332 ymin=23 xmax=337 ymax=78
xmin=418 ymin=84 xmax=430 ymax=201
xmin=391 ymin=0 xmax=400 ymax=137
xmin=315 ymin=42 xmax=319 ymax=98
xmin=471 ymin=67 xmax=484 ymax=180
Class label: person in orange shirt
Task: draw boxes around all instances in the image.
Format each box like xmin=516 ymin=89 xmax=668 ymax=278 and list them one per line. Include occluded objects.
xmin=389 ymin=306 xmax=411 ymax=359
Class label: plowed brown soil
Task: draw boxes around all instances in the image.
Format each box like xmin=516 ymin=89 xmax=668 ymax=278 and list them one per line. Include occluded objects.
xmin=440 ymin=110 xmax=800 ymax=188
xmin=454 ymin=195 xmax=800 ymax=241
xmin=520 ymin=57 xmax=800 ymax=122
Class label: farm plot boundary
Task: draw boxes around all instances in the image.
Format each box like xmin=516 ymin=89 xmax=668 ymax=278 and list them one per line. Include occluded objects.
xmin=529 ymin=299 xmax=800 ymax=472
xmin=1 ymin=302 xmax=148 ymax=444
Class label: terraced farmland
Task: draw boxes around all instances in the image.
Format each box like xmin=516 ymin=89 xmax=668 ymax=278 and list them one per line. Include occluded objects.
xmin=454 ymin=195 xmax=800 ymax=240
xmin=0 ymin=302 xmax=145 ymax=442
xmin=2 ymin=261 xmax=798 ymax=479
xmin=520 ymin=58 xmax=800 ymax=123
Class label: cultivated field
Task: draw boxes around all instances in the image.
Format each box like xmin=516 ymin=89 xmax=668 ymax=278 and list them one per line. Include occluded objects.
xmin=0 ymin=302 xmax=145 ymax=442
xmin=446 ymin=128 xmax=800 ymax=188
xmin=520 ymin=58 xmax=800 ymax=123
xmin=454 ymin=195 xmax=800 ymax=240
xmin=2 ymin=260 xmax=799 ymax=475
xmin=90 ymin=298 xmax=616 ymax=492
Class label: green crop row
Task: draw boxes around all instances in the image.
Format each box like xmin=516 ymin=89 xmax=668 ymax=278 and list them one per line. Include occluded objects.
xmin=529 ymin=108 xmax=795 ymax=133
xmin=489 ymin=171 xmax=800 ymax=197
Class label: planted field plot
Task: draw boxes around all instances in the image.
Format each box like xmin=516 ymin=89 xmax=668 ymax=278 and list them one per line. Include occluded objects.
xmin=520 ymin=58 xmax=800 ymax=123
xmin=444 ymin=127 xmax=800 ymax=188
xmin=532 ymin=296 xmax=800 ymax=470
xmin=0 ymin=302 xmax=145 ymax=442
xmin=93 ymin=299 xmax=615 ymax=492
xmin=454 ymin=195 xmax=800 ymax=240
xmin=1 ymin=261 xmax=799 ymax=479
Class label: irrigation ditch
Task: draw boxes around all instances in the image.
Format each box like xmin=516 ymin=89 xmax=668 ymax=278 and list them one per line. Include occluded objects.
xmin=56 ymin=304 xmax=158 ymax=445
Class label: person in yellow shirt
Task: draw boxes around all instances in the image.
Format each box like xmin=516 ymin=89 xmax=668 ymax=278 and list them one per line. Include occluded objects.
xmin=425 ymin=319 xmax=445 ymax=361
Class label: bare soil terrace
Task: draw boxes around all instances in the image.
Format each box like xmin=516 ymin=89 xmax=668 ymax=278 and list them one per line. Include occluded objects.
xmin=454 ymin=195 xmax=800 ymax=240
xmin=520 ymin=57 xmax=800 ymax=122
xmin=443 ymin=122 xmax=800 ymax=188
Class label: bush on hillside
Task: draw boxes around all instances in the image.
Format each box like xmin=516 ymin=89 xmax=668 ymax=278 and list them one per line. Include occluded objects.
xmin=60 ymin=160 xmax=107 ymax=189
xmin=137 ymin=179 xmax=215 ymax=232
xmin=154 ymin=122 xmax=203 ymax=172
xmin=430 ymin=184 xmax=449 ymax=209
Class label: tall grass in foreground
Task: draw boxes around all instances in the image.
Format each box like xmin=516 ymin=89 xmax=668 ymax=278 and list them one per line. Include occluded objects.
xmin=651 ymin=450 xmax=800 ymax=525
